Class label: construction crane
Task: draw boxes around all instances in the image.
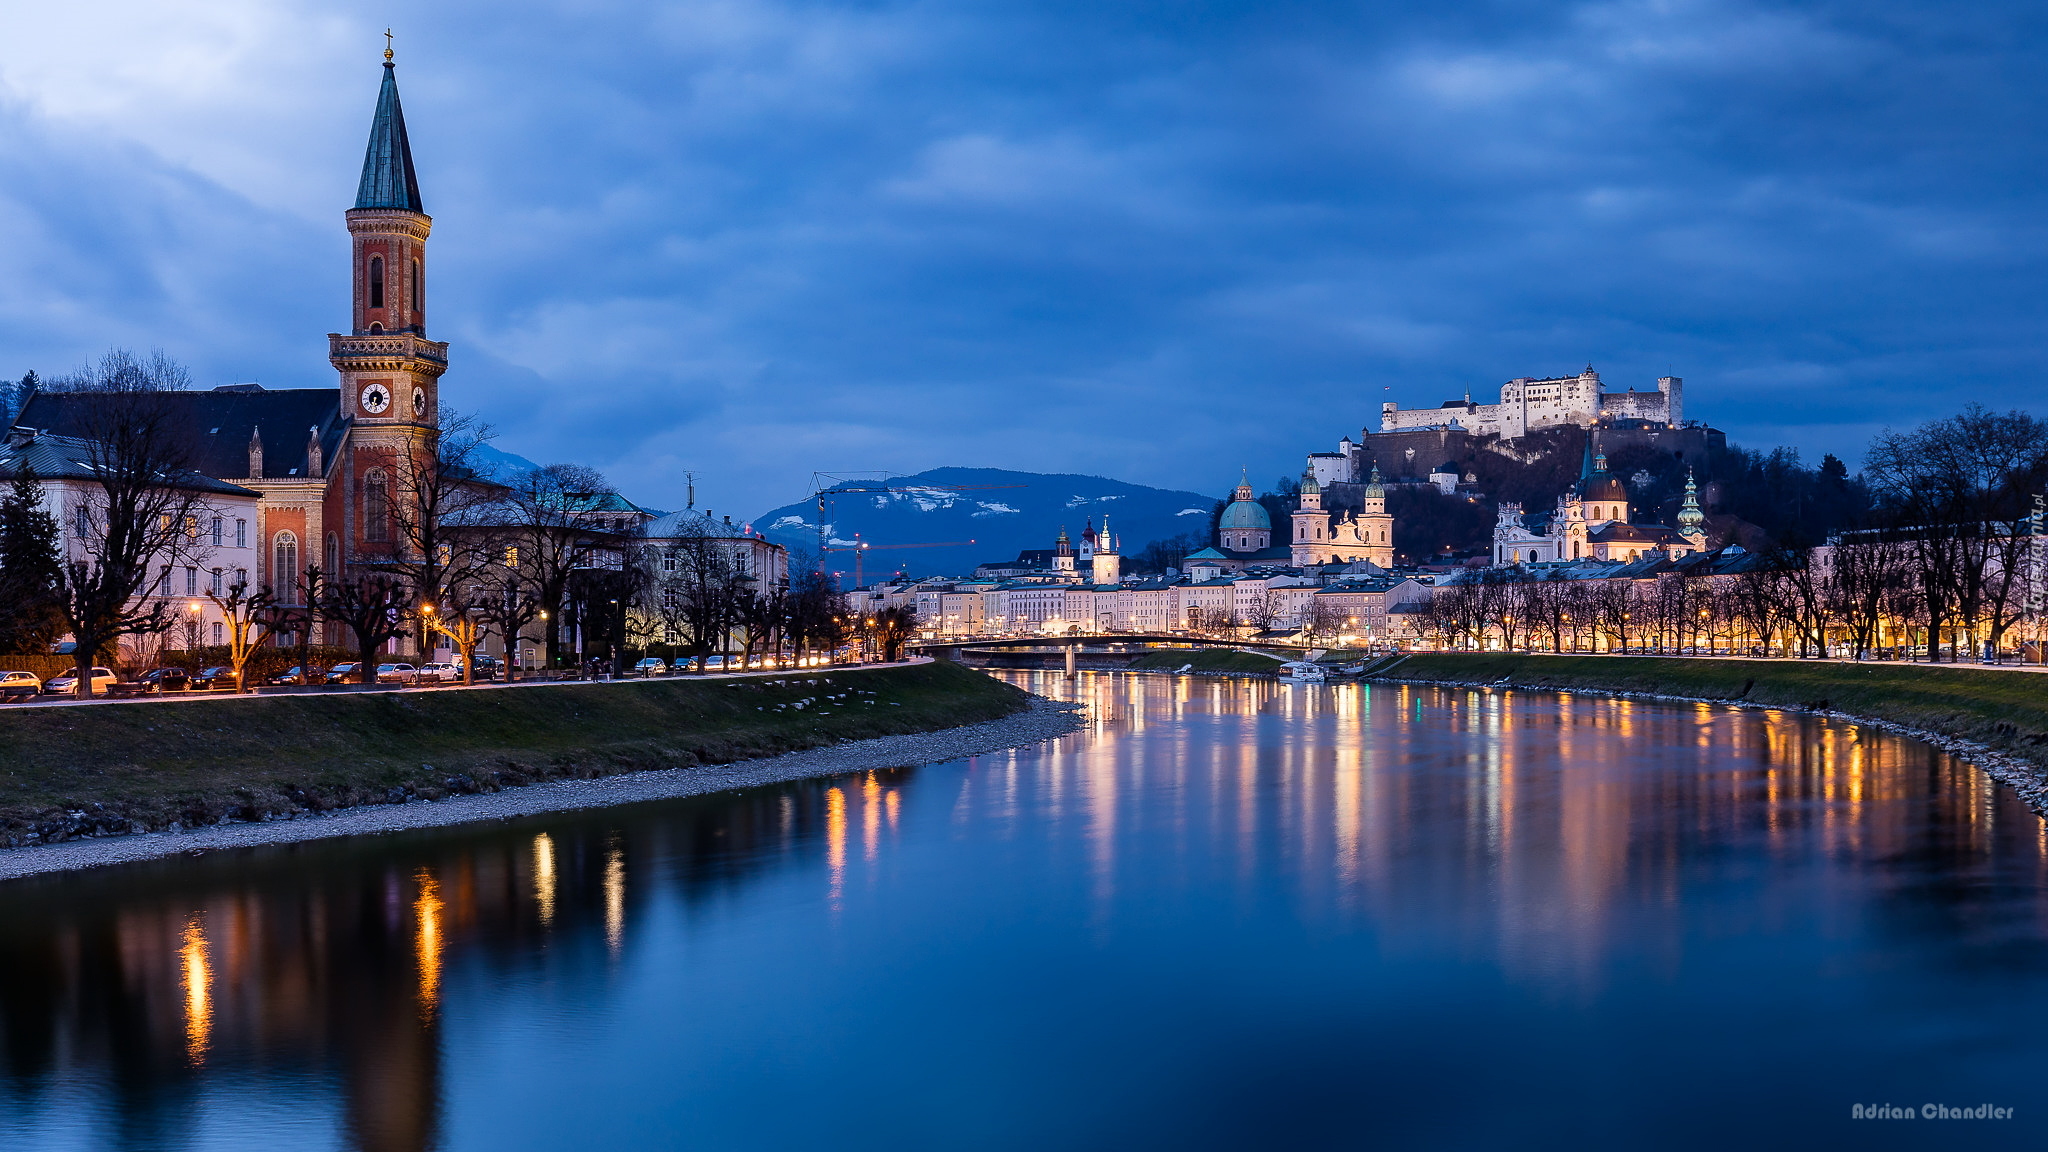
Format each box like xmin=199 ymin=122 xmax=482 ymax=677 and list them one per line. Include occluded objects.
xmin=824 ymin=538 xmax=976 ymax=590
xmin=808 ymin=472 xmax=1025 ymax=564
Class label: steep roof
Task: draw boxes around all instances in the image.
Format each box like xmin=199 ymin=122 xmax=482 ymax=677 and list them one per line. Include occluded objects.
xmin=355 ymin=63 xmax=425 ymax=212
xmin=0 ymin=430 xmax=260 ymax=497
xmin=15 ymin=386 xmax=345 ymax=481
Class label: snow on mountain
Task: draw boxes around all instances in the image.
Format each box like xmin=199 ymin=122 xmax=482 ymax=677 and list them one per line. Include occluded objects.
xmin=752 ymin=467 xmax=1220 ymax=581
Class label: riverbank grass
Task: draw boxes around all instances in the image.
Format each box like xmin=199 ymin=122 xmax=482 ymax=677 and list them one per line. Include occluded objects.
xmin=1376 ymin=653 xmax=2048 ymax=762
xmin=0 ymin=661 xmax=1027 ymax=844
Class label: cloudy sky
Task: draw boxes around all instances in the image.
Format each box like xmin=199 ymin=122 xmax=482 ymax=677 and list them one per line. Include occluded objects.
xmin=2 ymin=0 xmax=2042 ymax=513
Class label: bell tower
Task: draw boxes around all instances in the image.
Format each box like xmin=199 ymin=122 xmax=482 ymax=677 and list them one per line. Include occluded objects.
xmin=330 ymin=45 xmax=448 ymax=557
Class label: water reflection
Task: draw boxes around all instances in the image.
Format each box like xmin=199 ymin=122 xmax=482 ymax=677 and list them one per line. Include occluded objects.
xmin=0 ymin=672 xmax=2044 ymax=1150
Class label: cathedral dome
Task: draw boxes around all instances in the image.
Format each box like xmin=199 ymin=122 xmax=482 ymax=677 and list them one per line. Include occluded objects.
xmin=1583 ymin=473 xmax=1627 ymax=502
xmin=1220 ymin=496 xmax=1272 ymax=531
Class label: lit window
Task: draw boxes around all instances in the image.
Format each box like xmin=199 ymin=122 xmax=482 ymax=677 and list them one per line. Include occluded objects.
xmin=504 ymin=546 xmax=519 ymax=568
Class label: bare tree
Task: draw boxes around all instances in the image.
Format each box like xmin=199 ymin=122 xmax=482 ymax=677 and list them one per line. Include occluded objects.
xmin=383 ymin=406 xmax=500 ymax=660
xmin=322 ymin=574 xmax=410 ymax=686
xmin=206 ymin=578 xmax=280 ymax=693
xmin=44 ymin=351 xmax=214 ymax=694
xmin=491 ymin=463 xmax=625 ymax=668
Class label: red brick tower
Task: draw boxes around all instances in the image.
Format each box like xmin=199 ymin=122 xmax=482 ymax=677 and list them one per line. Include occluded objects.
xmin=330 ymin=45 xmax=448 ymax=563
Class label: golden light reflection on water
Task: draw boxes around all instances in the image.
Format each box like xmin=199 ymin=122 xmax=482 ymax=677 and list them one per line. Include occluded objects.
xmin=180 ymin=916 xmax=211 ymax=1064
xmin=604 ymin=841 xmax=627 ymax=954
xmin=989 ymin=668 xmax=2048 ymax=993
xmin=863 ymin=774 xmax=883 ymax=864
xmin=826 ymin=786 xmax=847 ymax=908
xmin=415 ymin=869 xmax=443 ymax=1017
xmin=533 ymin=833 xmax=557 ymax=928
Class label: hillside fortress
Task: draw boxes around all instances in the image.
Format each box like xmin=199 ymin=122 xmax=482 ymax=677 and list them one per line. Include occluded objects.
xmin=1379 ymin=367 xmax=1681 ymax=438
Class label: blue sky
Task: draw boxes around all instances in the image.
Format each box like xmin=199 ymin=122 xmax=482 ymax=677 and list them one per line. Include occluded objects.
xmin=2 ymin=0 xmax=2042 ymax=515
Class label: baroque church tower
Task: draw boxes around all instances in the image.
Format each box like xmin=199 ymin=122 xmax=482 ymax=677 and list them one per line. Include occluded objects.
xmin=330 ymin=47 xmax=448 ymax=563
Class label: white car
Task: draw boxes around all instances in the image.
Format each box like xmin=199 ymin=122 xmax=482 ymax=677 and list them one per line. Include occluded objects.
xmin=418 ymin=662 xmax=462 ymax=682
xmin=633 ymin=658 xmax=668 ymax=676
xmin=45 ymin=667 xmax=118 ymax=695
xmin=375 ymin=663 xmax=420 ymax=685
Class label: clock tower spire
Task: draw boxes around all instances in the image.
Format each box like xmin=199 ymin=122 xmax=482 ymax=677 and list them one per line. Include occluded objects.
xmin=330 ymin=45 xmax=448 ymax=558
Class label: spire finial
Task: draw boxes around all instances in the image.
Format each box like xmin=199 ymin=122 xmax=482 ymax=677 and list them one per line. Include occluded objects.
xmin=384 ymin=29 xmax=394 ymax=63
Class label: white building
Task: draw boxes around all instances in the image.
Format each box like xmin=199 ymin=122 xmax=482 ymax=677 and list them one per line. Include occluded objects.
xmin=1381 ymin=367 xmax=1682 ymax=439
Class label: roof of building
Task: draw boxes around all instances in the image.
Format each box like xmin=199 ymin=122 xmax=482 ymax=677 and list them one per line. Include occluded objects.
xmin=356 ymin=62 xmax=425 ymax=212
xmin=0 ymin=430 xmax=261 ymax=497
xmin=15 ymin=386 xmax=347 ymax=482
xmin=1219 ymin=495 xmax=1271 ymax=531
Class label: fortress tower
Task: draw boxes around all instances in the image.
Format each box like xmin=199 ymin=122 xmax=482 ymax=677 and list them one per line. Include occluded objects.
xmin=330 ymin=48 xmax=449 ymax=563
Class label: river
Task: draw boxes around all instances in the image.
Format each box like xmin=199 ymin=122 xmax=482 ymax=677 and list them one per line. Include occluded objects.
xmin=1 ymin=671 xmax=2044 ymax=1151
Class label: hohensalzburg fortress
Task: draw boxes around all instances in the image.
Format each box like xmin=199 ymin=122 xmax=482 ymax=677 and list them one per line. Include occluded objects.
xmin=1379 ymin=366 xmax=1681 ymax=438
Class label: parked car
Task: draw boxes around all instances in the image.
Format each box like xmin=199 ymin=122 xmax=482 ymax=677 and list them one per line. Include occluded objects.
xmin=376 ymin=663 xmax=420 ymax=685
xmin=188 ymin=666 xmax=236 ymax=690
xmin=326 ymin=662 xmax=362 ymax=685
xmin=268 ymin=665 xmax=312 ymax=686
xmin=470 ymin=654 xmax=503 ymax=680
xmin=418 ymin=662 xmax=461 ymax=683
xmin=137 ymin=667 xmax=190 ymax=693
xmin=45 ymin=667 xmax=118 ymax=695
xmin=633 ymin=657 xmax=668 ymax=676
xmin=701 ymin=655 xmax=726 ymax=671
xmin=0 ymin=671 xmax=43 ymax=700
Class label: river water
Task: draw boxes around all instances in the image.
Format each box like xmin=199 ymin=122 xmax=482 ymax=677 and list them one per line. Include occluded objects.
xmin=1 ymin=671 xmax=2045 ymax=1151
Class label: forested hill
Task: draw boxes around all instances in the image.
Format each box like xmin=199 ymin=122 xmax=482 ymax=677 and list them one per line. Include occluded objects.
xmin=751 ymin=468 xmax=1219 ymax=580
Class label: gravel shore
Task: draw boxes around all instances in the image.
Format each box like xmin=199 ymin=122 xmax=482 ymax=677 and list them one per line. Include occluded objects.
xmin=0 ymin=695 xmax=1088 ymax=882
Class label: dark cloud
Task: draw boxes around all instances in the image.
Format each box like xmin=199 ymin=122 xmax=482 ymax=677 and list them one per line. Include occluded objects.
xmin=2 ymin=0 xmax=2042 ymax=512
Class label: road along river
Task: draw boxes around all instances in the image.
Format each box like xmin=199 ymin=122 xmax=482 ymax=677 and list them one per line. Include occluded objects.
xmin=0 ymin=670 xmax=2043 ymax=1151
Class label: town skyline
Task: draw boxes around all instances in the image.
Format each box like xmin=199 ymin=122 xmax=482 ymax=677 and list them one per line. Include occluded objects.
xmin=7 ymin=3 xmax=2048 ymax=517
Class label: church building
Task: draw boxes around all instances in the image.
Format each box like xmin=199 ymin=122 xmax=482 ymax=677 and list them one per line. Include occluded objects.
xmin=14 ymin=49 xmax=447 ymax=631
xmin=1492 ymin=444 xmax=1706 ymax=565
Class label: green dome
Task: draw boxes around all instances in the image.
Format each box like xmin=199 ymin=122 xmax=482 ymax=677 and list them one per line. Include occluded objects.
xmin=1220 ymin=497 xmax=1271 ymax=531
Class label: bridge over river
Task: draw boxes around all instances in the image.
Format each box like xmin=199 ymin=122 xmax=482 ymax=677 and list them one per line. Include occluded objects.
xmin=910 ymin=634 xmax=1318 ymax=676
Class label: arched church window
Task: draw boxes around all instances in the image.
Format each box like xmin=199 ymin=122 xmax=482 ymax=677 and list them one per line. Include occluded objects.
xmin=365 ymin=470 xmax=389 ymax=543
xmin=274 ymin=531 xmax=299 ymax=592
xmin=369 ymin=256 xmax=384 ymax=309
xmin=325 ymin=533 xmax=340 ymax=576
xmin=412 ymin=259 xmax=422 ymax=313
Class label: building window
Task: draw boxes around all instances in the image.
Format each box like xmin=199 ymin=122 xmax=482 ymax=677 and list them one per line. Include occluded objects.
xmin=412 ymin=259 xmax=422 ymax=313
xmin=74 ymin=505 xmax=89 ymax=537
xmin=325 ymin=533 xmax=340 ymax=575
xmin=186 ymin=567 xmax=198 ymax=596
xmin=274 ymin=531 xmax=298 ymax=590
xmin=210 ymin=516 xmax=223 ymax=546
xmin=504 ymin=545 xmax=519 ymax=569
xmin=235 ymin=568 xmax=247 ymax=589
xmin=185 ymin=516 xmax=199 ymax=539
xmin=211 ymin=569 xmax=224 ymax=596
xmin=235 ymin=519 xmax=247 ymax=548
xmin=158 ymin=568 xmax=172 ymax=596
xmin=364 ymin=471 xmax=389 ymax=542
xmin=211 ymin=622 xmax=223 ymax=646
xmin=369 ymin=255 xmax=384 ymax=309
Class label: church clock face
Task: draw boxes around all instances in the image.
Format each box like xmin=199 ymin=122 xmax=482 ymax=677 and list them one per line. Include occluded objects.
xmin=412 ymin=388 xmax=428 ymax=418
xmin=359 ymin=382 xmax=391 ymax=415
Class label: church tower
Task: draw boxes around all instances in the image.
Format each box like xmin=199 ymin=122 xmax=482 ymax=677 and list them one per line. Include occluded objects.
xmin=1291 ymin=470 xmax=1331 ymax=567
xmin=1675 ymin=470 xmax=1707 ymax=553
xmin=1054 ymin=526 xmax=1076 ymax=577
xmin=1359 ymin=466 xmax=1394 ymax=568
xmin=1092 ymin=516 xmax=1121 ymax=584
xmin=331 ymin=46 xmax=448 ymax=561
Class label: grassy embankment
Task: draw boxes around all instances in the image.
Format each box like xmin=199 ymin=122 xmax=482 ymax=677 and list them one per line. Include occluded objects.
xmin=1127 ymin=649 xmax=1287 ymax=674
xmin=0 ymin=661 xmax=1027 ymax=846
xmin=1374 ymin=652 xmax=2048 ymax=763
